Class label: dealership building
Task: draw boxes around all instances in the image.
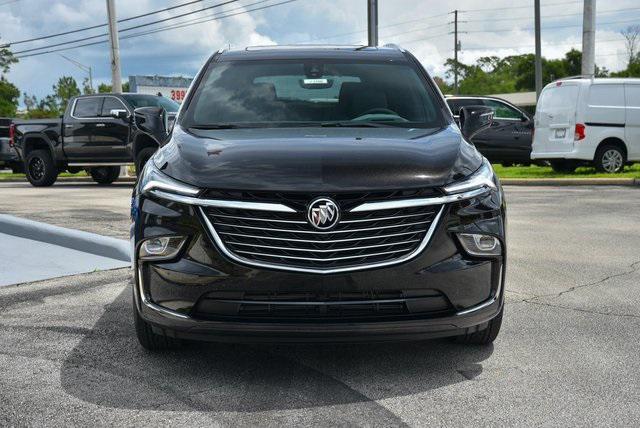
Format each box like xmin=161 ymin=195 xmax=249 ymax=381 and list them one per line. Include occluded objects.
xmin=129 ymin=75 xmax=194 ymax=103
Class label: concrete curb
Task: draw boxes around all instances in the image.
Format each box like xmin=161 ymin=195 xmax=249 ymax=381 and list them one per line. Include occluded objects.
xmin=0 ymin=214 xmax=131 ymax=262
xmin=0 ymin=177 xmax=136 ymax=184
xmin=501 ymin=178 xmax=639 ymax=186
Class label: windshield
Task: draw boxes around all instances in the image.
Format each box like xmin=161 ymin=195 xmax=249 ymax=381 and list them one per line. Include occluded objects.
xmin=181 ymin=59 xmax=445 ymax=129
xmin=122 ymin=94 xmax=180 ymax=112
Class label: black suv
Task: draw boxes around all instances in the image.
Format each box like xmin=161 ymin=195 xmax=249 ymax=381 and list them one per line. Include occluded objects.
xmin=446 ymin=96 xmax=534 ymax=165
xmin=131 ymin=45 xmax=506 ymax=349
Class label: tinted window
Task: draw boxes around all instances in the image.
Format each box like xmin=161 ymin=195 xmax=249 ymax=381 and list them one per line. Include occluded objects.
xmin=483 ymin=99 xmax=524 ymax=120
xmin=182 ymin=59 xmax=444 ymax=129
xmin=122 ymin=94 xmax=180 ymax=112
xmin=101 ymin=97 xmax=127 ymax=116
xmin=446 ymin=98 xmax=484 ymax=116
xmin=73 ymin=98 xmax=102 ymax=118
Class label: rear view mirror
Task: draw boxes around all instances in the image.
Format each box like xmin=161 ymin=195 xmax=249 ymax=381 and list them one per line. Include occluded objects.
xmin=134 ymin=107 xmax=169 ymax=145
xmin=459 ymin=106 xmax=494 ymax=141
xmin=110 ymin=109 xmax=129 ymax=120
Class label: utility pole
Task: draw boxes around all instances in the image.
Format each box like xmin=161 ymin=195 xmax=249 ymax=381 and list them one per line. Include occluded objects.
xmin=106 ymin=0 xmax=123 ymax=93
xmin=454 ymin=9 xmax=459 ymax=94
xmin=367 ymin=0 xmax=378 ymax=46
xmin=534 ymin=0 xmax=543 ymax=100
xmin=582 ymin=0 xmax=596 ymax=77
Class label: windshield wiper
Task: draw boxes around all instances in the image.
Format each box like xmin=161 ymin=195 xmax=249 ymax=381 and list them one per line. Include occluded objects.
xmin=189 ymin=124 xmax=241 ymax=130
xmin=319 ymin=121 xmax=396 ymax=128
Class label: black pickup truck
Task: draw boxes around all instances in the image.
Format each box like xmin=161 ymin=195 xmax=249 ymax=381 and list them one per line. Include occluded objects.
xmin=12 ymin=93 xmax=179 ymax=186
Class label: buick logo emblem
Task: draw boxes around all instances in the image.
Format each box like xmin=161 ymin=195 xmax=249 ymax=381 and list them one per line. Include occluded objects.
xmin=307 ymin=198 xmax=340 ymax=230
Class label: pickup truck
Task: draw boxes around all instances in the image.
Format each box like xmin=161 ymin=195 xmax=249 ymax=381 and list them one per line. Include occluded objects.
xmin=11 ymin=93 xmax=179 ymax=186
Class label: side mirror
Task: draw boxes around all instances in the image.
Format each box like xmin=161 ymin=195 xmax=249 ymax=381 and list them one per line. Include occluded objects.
xmin=134 ymin=107 xmax=169 ymax=145
xmin=110 ymin=109 xmax=129 ymax=120
xmin=459 ymin=106 xmax=494 ymax=141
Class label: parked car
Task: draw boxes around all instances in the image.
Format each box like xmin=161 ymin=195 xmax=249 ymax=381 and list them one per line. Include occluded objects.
xmin=531 ymin=77 xmax=640 ymax=173
xmin=11 ymin=93 xmax=180 ymax=186
xmin=446 ymin=96 xmax=534 ymax=166
xmin=131 ymin=45 xmax=506 ymax=350
xmin=0 ymin=118 xmax=21 ymax=173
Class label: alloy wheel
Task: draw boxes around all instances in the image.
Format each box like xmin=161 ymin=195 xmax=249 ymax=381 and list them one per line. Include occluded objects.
xmin=601 ymin=149 xmax=624 ymax=173
xmin=29 ymin=157 xmax=45 ymax=180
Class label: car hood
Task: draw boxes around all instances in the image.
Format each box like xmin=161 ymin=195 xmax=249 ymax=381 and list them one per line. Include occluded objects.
xmin=155 ymin=124 xmax=482 ymax=192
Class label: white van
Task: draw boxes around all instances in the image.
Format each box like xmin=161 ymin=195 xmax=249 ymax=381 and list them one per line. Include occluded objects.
xmin=531 ymin=78 xmax=640 ymax=173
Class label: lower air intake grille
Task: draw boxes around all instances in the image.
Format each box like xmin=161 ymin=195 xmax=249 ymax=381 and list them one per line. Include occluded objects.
xmin=200 ymin=193 xmax=443 ymax=273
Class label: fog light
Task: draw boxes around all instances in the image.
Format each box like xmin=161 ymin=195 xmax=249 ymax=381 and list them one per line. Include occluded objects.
xmin=457 ymin=233 xmax=501 ymax=257
xmin=139 ymin=236 xmax=186 ymax=261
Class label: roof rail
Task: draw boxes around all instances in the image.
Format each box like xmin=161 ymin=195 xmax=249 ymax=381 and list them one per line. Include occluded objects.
xmin=382 ymin=43 xmax=405 ymax=52
xmin=551 ymin=74 xmax=594 ymax=83
xmin=244 ymin=44 xmax=365 ymax=51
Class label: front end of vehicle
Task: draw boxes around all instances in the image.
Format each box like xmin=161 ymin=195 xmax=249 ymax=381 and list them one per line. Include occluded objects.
xmin=131 ymin=156 xmax=505 ymax=345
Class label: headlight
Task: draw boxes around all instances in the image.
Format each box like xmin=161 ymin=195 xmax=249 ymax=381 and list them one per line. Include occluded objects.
xmin=138 ymin=160 xmax=200 ymax=197
xmin=443 ymin=159 xmax=497 ymax=195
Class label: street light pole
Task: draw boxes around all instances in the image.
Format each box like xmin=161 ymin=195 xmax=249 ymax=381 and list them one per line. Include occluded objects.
xmin=106 ymin=0 xmax=123 ymax=93
xmin=59 ymin=54 xmax=93 ymax=93
xmin=367 ymin=0 xmax=378 ymax=46
xmin=534 ymin=0 xmax=543 ymax=100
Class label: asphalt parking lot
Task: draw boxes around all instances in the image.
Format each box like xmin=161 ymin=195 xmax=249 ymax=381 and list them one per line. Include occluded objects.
xmin=1 ymin=182 xmax=639 ymax=426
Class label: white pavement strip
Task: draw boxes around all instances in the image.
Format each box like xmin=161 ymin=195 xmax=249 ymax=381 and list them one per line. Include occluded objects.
xmin=0 ymin=214 xmax=130 ymax=286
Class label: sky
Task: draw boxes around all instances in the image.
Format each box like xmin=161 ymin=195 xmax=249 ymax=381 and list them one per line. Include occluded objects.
xmin=1 ymin=0 xmax=639 ymax=102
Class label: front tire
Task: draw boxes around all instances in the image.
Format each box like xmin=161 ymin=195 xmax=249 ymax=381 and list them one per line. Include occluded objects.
xmin=134 ymin=303 xmax=183 ymax=351
xmin=25 ymin=149 xmax=58 ymax=187
xmin=594 ymin=145 xmax=625 ymax=173
xmin=89 ymin=166 xmax=121 ymax=185
xmin=549 ymin=160 xmax=577 ymax=173
xmin=135 ymin=147 xmax=157 ymax=176
xmin=455 ymin=306 xmax=503 ymax=345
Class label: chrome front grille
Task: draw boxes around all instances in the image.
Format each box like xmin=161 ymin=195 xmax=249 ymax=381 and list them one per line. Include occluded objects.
xmin=199 ymin=195 xmax=445 ymax=273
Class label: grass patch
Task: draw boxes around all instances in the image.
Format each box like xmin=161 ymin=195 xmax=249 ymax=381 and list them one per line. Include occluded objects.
xmin=0 ymin=171 xmax=88 ymax=181
xmin=492 ymin=163 xmax=640 ymax=179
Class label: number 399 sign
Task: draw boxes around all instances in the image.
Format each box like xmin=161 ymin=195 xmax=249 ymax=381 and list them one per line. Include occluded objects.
xmin=170 ymin=89 xmax=187 ymax=102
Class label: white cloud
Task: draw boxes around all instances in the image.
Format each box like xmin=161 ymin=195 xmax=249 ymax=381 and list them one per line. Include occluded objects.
xmin=2 ymin=0 xmax=639 ymax=102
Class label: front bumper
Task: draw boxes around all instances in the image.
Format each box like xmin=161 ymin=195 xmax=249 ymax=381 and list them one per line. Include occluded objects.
xmin=131 ymin=185 xmax=506 ymax=342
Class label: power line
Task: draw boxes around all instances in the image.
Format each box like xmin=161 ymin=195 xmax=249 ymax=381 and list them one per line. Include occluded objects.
xmin=464 ymin=17 xmax=640 ymax=34
xmin=5 ymin=0 xmax=237 ymax=46
xmin=4 ymin=0 xmax=243 ymax=48
xmin=11 ymin=0 xmax=249 ymax=53
xmin=15 ymin=0 xmax=299 ymax=59
xmin=465 ymin=6 xmax=640 ymax=23
xmin=461 ymin=0 xmax=580 ymax=13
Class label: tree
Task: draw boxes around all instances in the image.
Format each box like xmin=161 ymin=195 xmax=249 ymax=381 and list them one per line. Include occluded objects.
xmin=82 ymin=77 xmax=95 ymax=95
xmin=22 ymin=92 xmax=60 ymax=119
xmin=621 ymin=25 xmax=640 ymax=66
xmin=0 ymin=77 xmax=20 ymax=116
xmin=52 ymin=76 xmax=80 ymax=112
xmin=98 ymin=81 xmax=130 ymax=93
xmin=0 ymin=36 xmax=19 ymax=117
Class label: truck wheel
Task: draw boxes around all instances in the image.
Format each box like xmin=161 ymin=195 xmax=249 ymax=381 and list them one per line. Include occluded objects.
xmin=455 ymin=306 xmax=503 ymax=345
xmin=549 ymin=160 xmax=577 ymax=173
xmin=594 ymin=145 xmax=625 ymax=173
xmin=135 ymin=147 xmax=157 ymax=176
xmin=134 ymin=302 xmax=182 ymax=351
xmin=89 ymin=166 xmax=121 ymax=185
xmin=26 ymin=150 xmax=58 ymax=187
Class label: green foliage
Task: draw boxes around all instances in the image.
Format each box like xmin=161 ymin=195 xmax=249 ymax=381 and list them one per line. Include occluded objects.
xmin=445 ymin=49 xmax=618 ymax=95
xmin=52 ymin=76 xmax=80 ymax=112
xmin=0 ymin=77 xmax=20 ymax=116
xmin=98 ymin=81 xmax=130 ymax=93
xmin=82 ymin=78 xmax=95 ymax=95
xmin=22 ymin=92 xmax=60 ymax=118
